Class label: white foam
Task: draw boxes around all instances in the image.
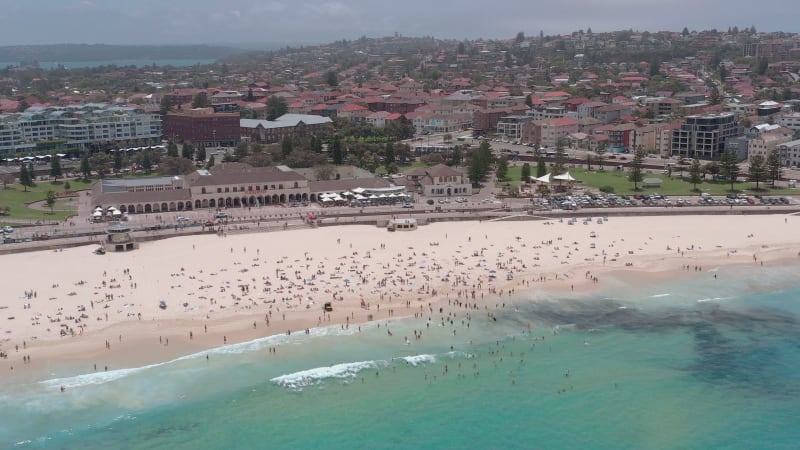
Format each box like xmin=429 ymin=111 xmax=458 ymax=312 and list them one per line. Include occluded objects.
xmin=651 ymin=293 xmax=671 ymax=298
xmin=271 ymin=360 xmax=387 ymax=390
xmin=696 ymin=297 xmax=731 ymax=303
xmin=40 ymin=362 xmax=168 ymax=389
xmin=38 ymin=323 xmax=366 ymax=389
xmin=396 ymin=354 xmax=436 ymax=366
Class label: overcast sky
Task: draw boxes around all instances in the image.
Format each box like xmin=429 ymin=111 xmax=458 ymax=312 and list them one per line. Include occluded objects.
xmin=0 ymin=0 xmax=796 ymax=46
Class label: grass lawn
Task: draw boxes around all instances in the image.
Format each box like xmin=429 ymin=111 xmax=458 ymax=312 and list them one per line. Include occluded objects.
xmin=497 ymin=166 xmax=797 ymax=196
xmin=0 ymin=179 xmax=93 ymax=222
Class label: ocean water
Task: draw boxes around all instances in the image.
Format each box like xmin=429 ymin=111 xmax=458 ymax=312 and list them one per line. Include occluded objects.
xmin=0 ymin=59 xmax=216 ymax=69
xmin=2 ymin=264 xmax=800 ymax=449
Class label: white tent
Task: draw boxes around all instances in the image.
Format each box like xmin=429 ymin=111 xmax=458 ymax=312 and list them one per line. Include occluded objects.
xmin=554 ymin=172 xmax=576 ymax=182
xmin=92 ymin=211 xmax=103 ymax=217
xmin=533 ymin=173 xmax=551 ymax=184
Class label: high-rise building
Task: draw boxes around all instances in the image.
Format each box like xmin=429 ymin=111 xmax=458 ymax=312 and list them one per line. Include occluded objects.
xmin=671 ymin=112 xmax=742 ymax=159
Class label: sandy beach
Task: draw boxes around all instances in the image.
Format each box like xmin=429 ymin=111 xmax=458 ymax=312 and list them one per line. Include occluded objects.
xmin=1 ymin=213 xmax=799 ymax=381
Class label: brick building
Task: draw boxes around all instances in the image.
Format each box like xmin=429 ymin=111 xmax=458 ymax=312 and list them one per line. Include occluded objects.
xmin=162 ymin=108 xmax=240 ymax=147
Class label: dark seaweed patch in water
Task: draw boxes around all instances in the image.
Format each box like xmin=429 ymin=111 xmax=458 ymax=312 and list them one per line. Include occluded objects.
xmin=500 ymin=299 xmax=800 ymax=396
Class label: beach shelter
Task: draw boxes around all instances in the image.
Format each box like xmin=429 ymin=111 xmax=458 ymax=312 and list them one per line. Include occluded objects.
xmin=553 ymin=172 xmax=576 ymax=182
xmin=533 ymin=173 xmax=551 ymax=184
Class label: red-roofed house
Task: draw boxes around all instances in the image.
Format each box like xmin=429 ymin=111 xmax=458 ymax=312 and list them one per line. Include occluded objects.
xmin=337 ymin=103 xmax=369 ymax=122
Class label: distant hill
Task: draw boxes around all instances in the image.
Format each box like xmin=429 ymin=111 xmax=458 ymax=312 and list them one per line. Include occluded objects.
xmin=0 ymin=44 xmax=245 ymax=63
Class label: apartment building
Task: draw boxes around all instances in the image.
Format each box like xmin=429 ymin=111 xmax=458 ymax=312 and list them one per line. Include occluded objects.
xmin=496 ymin=115 xmax=533 ymax=141
xmin=671 ymin=112 xmax=742 ymax=159
xmin=240 ymin=114 xmax=332 ymax=144
xmin=521 ymin=117 xmax=578 ymax=148
xmin=0 ymin=104 xmax=162 ymax=155
xmin=163 ymin=108 xmax=240 ymax=147
xmin=777 ymin=139 xmax=800 ymax=167
xmin=776 ymin=112 xmax=800 ymax=132
xmin=634 ymin=122 xmax=678 ymax=156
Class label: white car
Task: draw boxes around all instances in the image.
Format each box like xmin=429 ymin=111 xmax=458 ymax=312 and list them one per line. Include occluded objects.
xmin=3 ymin=226 xmax=13 ymax=233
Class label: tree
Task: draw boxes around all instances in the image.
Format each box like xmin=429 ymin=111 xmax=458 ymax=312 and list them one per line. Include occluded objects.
xmin=234 ymin=142 xmax=250 ymax=160
xmin=708 ymin=87 xmax=721 ymax=105
xmin=158 ymin=156 xmax=195 ymax=175
xmin=496 ymin=156 xmax=509 ymax=181
xmin=649 ymin=59 xmax=661 ymax=77
xmin=0 ymin=173 xmax=14 ymax=189
xmin=628 ymin=151 xmax=644 ymax=190
xmin=766 ymin=149 xmax=782 ymax=187
xmin=80 ymin=155 xmax=91 ymax=180
xmin=191 ymin=92 xmax=209 ymax=108
xmin=515 ymin=31 xmax=525 ymax=43
xmin=142 ymin=151 xmax=152 ymax=173
xmin=325 ymin=70 xmax=339 ymax=87
xmin=536 ymin=155 xmax=547 ymax=177
xmin=281 ymin=137 xmax=293 ymax=159
xmin=467 ymin=140 xmax=494 ymax=185
xmin=521 ymin=162 xmax=531 ymax=182
xmin=756 ymin=56 xmax=769 ymax=76
xmin=246 ymin=88 xmax=255 ymax=102
xmin=181 ymin=143 xmax=194 ymax=160
xmin=748 ymin=154 xmax=767 ymax=189
xmin=594 ymin=144 xmax=607 ymax=170
xmin=45 ymin=190 xmax=56 ymax=213
xmin=159 ymin=96 xmax=173 ymax=115
xmin=49 ymin=154 xmax=62 ymax=181
xmin=113 ymin=150 xmax=123 ymax=173
xmin=266 ymin=96 xmax=288 ymax=120
xmin=442 ymin=133 xmax=453 ymax=142
xmin=682 ymin=27 xmax=690 ymax=37
xmin=331 ymin=135 xmax=343 ymax=165
xmin=19 ymin=164 xmax=34 ymax=192
xmin=196 ymin=146 xmax=206 ymax=163
xmin=167 ymin=141 xmax=179 ymax=157
xmin=552 ymin=141 xmax=567 ymax=174
xmin=206 ymin=155 xmax=215 ymax=169
xmin=384 ymin=142 xmax=395 ymax=167
xmin=689 ymin=154 xmax=703 ymax=190
xmin=450 ymin=147 xmax=462 ymax=166
xmin=719 ymin=150 xmax=740 ymax=191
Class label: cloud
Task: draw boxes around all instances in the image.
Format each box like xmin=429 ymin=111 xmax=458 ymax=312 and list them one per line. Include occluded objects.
xmin=0 ymin=0 xmax=795 ymax=45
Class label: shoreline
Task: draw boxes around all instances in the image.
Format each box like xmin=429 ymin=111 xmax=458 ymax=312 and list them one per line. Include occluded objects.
xmin=2 ymin=213 xmax=799 ymax=385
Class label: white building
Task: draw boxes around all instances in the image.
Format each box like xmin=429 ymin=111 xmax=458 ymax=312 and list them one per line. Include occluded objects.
xmin=0 ymin=104 xmax=162 ymax=155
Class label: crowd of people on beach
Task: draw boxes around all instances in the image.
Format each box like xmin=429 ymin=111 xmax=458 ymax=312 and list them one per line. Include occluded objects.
xmin=2 ymin=214 xmax=795 ymax=389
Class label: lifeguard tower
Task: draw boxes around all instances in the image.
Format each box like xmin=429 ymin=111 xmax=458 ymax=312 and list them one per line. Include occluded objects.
xmin=106 ymin=222 xmax=137 ymax=252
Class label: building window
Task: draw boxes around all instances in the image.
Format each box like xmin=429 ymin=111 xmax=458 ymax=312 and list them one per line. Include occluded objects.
xmin=233 ymin=187 xmax=237 ymax=192
xmin=293 ymin=182 xmax=299 ymax=188
xmin=217 ymin=188 xmax=222 ymax=193
xmin=278 ymin=184 xmax=284 ymax=189
xmin=225 ymin=187 xmax=230 ymax=193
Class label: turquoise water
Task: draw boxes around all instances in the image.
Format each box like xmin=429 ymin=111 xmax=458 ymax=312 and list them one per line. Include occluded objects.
xmin=3 ymin=264 xmax=800 ymax=449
